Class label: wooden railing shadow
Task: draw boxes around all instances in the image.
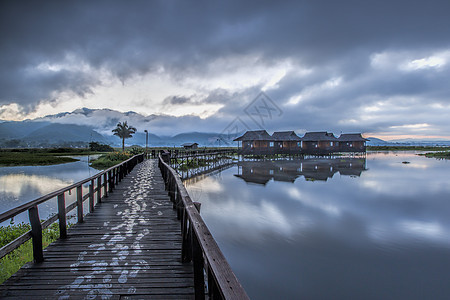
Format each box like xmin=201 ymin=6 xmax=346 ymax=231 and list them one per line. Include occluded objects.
xmin=0 ymin=154 xmax=145 ymax=263
xmin=159 ymin=153 xmax=249 ymax=300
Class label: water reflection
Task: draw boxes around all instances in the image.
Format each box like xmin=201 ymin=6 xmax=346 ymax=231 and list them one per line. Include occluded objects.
xmin=0 ymin=156 xmax=100 ymax=224
xmin=235 ymin=157 xmax=367 ymax=184
xmin=185 ymin=152 xmax=450 ymax=299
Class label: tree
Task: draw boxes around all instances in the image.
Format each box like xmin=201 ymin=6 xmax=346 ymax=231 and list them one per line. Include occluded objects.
xmin=89 ymin=142 xmax=114 ymax=152
xmin=112 ymin=121 xmax=137 ymax=151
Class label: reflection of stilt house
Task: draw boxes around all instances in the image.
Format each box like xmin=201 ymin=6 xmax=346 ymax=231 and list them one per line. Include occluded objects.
xmin=272 ymin=131 xmax=302 ymax=154
xmin=233 ymin=130 xmax=273 ymax=155
xmin=301 ymin=132 xmax=337 ymax=155
xmin=337 ymin=134 xmax=368 ymax=152
xmin=235 ymin=158 xmax=367 ymax=184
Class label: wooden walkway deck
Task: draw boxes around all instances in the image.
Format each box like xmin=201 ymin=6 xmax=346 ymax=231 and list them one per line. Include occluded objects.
xmin=0 ymin=159 xmax=194 ymax=299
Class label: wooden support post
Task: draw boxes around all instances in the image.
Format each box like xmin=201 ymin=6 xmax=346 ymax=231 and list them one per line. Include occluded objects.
xmin=89 ymin=179 xmax=94 ymax=213
xmin=28 ymin=206 xmax=44 ymax=263
xmin=103 ymin=173 xmax=108 ymax=197
xmin=57 ymin=193 xmax=67 ymax=239
xmin=193 ymin=233 xmax=205 ymax=300
xmin=77 ymin=185 xmax=83 ymax=223
xmin=208 ymin=266 xmax=220 ymax=299
xmin=108 ymin=170 xmax=113 ymax=192
xmin=97 ymin=176 xmax=102 ymax=203
xmin=181 ymin=210 xmax=191 ymax=263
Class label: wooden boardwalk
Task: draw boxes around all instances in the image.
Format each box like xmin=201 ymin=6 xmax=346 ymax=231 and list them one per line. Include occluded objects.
xmin=0 ymin=159 xmax=194 ymax=299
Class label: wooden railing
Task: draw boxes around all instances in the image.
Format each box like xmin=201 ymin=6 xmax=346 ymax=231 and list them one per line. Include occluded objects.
xmin=0 ymin=154 xmax=144 ymax=262
xmin=158 ymin=153 xmax=249 ymax=300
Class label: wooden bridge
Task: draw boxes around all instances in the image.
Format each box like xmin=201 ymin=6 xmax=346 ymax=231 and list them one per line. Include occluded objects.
xmin=0 ymin=154 xmax=248 ymax=299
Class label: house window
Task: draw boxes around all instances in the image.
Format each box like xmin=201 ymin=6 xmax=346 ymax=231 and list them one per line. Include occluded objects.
xmin=350 ymin=143 xmax=353 ymax=147
xmin=330 ymin=142 xmax=334 ymax=146
xmin=314 ymin=143 xmax=318 ymax=148
xmin=269 ymin=169 xmax=274 ymax=175
xmin=269 ymin=142 xmax=274 ymax=147
xmin=297 ymin=142 xmax=301 ymax=147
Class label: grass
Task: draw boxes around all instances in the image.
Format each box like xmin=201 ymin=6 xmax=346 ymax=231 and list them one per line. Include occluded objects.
xmin=418 ymin=151 xmax=450 ymax=159
xmin=0 ymin=222 xmax=61 ymax=284
xmin=89 ymin=151 xmax=133 ymax=169
xmin=368 ymin=146 xmax=450 ymax=151
xmin=0 ymin=152 xmax=79 ymax=166
xmin=0 ymin=148 xmax=103 ymax=166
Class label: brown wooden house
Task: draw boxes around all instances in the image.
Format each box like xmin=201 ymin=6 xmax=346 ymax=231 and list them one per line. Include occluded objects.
xmin=181 ymin=142 xmax=199 ymax=149
xmin=337 ymin=134 xmax=368 ymax=152
xmin=272 ymin=131 xmax=302 ymax=154
xmin=233 ymin=130 xmax=273 ymax=155
xmin=301 ymin=132 xmax=337 ymax=154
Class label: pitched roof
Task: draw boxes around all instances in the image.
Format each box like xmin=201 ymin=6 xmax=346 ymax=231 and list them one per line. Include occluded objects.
xmin=272 ymin=131 xmax=301 ymax=141
xmin=181 ymin=142 xmax=199 ymax=146
xmin=233 ymin=130 xmax=272 ymax=141
xmin=301 ymin=131 xmax=337 ymax=141
xmin=337 ymin=133 xmax=369 ymax=142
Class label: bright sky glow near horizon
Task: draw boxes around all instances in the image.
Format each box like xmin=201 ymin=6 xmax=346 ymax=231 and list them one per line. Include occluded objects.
xmin=1 ymin=0 xmax=450 ymax=139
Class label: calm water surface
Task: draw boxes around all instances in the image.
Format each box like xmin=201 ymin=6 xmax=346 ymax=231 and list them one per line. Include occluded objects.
xmin=185 ymin=152 xmax=450 ymax=300
xmin=0 ymin=155 xmax=100 ymax=225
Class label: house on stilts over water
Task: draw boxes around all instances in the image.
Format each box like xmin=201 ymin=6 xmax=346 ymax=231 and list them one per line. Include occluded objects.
xmin=234 ymin=130 xmax=368 ymax=155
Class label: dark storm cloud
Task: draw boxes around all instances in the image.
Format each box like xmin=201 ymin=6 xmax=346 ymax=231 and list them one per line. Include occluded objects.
xmin=1 ymin=0 xmax=450 ymax=136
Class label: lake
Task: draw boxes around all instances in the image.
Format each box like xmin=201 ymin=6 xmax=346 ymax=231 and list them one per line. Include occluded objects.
xmin=0 ymin=155 xmax=100 ymax=225
xmin=184 ymin=152 xmax=450 ymax=299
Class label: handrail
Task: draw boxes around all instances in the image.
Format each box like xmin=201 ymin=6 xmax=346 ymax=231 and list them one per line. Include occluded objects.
xmin=0 ymin=154 xmax=143 ymax=223
xmin=158 ymin=153 xmax=249 ymax=300
xmin=0 ymin=153 xmax=145 ymax=262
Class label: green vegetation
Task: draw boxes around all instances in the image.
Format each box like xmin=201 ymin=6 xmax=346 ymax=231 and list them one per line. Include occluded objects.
xmin=0 ymin=147 xmax=112 ymax=166
xmin=368 ymin=146 xmax=450 ymax=151
xmin=89 ymin=142 xmax=114 ymax=152
xmin=418 ymin=151 xmax=450 ymax=159
xmin=179 ymin=158 xmax=209 ymax=171
xmin=178 ymin=155 xmax=234 ymax=171
xmin=89 ymin=151 xmax=133 ymax=169
xmin=0 ymin=150 xmax=78 ymax=166
xmin=0 ymin=222 xmax=60 ymax=284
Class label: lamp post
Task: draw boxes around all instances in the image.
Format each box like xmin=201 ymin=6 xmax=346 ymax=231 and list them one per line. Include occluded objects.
xmin=144 ymin=130 xmax=148 ymax=158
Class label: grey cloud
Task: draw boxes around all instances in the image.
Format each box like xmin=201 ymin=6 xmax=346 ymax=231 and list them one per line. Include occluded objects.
xmin=2 ymin=0 xmax=450 ymax=136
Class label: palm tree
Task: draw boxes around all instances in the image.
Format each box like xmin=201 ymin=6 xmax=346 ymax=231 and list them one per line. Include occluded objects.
xmin=112 ymin=121 xmax=137 ymax=151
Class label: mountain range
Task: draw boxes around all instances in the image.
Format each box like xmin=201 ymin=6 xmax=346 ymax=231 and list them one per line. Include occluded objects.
xmin=1 ymin=108 xmax=449 ymax=148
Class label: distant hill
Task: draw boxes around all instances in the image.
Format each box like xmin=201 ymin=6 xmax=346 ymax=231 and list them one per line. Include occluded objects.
xmin=2 ymin=107 xmax=448 ymax=148
xmin=0 ymin=121 xmax=50 ymax=139
xmin=366 ymin=137 xmax=390 ymax=146
xmin=25 ymin=123 xmax=107 ymax=144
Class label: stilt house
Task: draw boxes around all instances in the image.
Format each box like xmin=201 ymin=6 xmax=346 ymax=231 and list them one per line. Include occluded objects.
xmin=337 ymin=134 xmax=368 ymax=152
xmin=272 ymin=131 xmax=302 ymax=154
xmin=233 ymin=130 xmax=273 ymax=155
xmin=301 ymin=132 xmax=337 ymax=154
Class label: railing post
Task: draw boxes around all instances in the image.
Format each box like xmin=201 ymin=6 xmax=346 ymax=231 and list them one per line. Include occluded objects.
xmin=193 ymin=232 xmax=205 ymax=300
xmin=57 ymin=193 xmax=67 ymax=239
xmin=108 ymin=170 xmax=113 ymax=192
xmin=97 ymin=176 xmax=102 ymax=203
xmin=77 ymin=185 xmax=83 ymax=223
xmin=208 ymin=266 xmax=221 ymax=299
xmin=28 ymin=205 xmax=44 ymax=263
xmin=89 ymin=179 xmax=94 ymax=213
xmin=103 ymin=173 xmax=108 ymax=197
xmin=181 ymin=209 xmax=191 ymax=263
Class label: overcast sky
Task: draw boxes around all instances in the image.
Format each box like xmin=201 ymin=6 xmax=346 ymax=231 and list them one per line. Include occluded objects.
xmin=1 ymin=0 xmax=450 ymax=139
